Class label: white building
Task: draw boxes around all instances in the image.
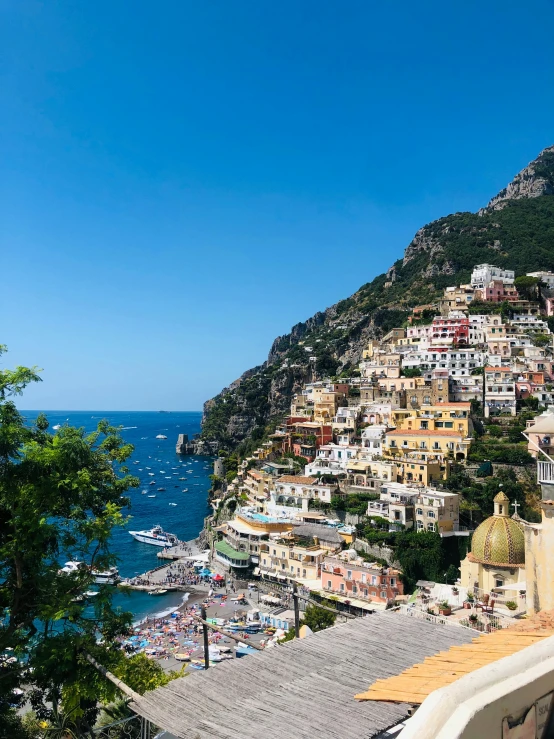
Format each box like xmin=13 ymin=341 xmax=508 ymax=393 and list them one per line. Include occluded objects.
xmin=471 ymin=264 xmax=515 ymax=289
xmin=402 ymin=348 xmax=485 ymax=378
xmin=360 ymin=424 xmax=387 ymax=456
xmin=527 ymin=270 xmax=554 ymax=288
xmin=269 ymin=475 xmax=336 ymax=513
xmin=449 ymin=375 xmax=483 ymax=402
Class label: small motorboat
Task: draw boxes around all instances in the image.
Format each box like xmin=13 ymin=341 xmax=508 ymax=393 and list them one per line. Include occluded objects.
xmin=148 ymin=473 xmax=155 ymax=476
xmin=148 ymin=588 xmax=168 ymax=595
xmin=156 ymin=435 xmax=167 ymax=439
xmin=169 ymin=503 xmax=177 ymax=506
xmin=157 ymin=487 xmax=166 ymax=492
xmin=53 ymin=424 xmax=61 ymax=430
xmin=148 ymin=495 xmax=156 ymax=498
xmin=149 ymin=481 xmax=156 ymax=485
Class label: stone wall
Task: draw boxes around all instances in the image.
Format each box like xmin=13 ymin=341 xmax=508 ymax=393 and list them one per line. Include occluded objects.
xmin=353 ymin=539 xmax=401 ymax=569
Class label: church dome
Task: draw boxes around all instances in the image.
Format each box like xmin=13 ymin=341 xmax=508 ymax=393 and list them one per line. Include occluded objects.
xmin=470 ymin=492 xmax=525 ymax=566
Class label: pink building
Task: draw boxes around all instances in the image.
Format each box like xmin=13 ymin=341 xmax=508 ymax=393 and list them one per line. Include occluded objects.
xmin=475 ymin=280 xmax=519 ymax=303
xmin=320 ymin=553 xmax=403 ymax=606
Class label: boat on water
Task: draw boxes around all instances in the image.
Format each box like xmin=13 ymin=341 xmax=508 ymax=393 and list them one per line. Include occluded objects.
xmin=129 ymin=525 xmax=178 ymax=547
xmin=169 ymin=503 xmax=177 ymax=506
xmin=148 ymin=495 xmax=156 ymax=498
xmin=157 ymin=487 xmax=166 ymax=491
xmin=148 ymin=588 xmax=168 ymax=595
xmin=156 ymin=435 xmax=167 ymax=439
xmin=60 ymin=561 xmax=120 ymax=585
xmin=149 ymin=481 xmax=156 ymax=485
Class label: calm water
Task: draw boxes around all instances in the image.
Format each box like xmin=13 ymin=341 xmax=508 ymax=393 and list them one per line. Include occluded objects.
xmin=22 ymin=410 xmax=212 ymax=622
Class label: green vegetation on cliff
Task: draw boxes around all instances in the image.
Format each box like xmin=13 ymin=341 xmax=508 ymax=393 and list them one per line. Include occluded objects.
xmin=202 ymin=146 xmax=554 ymax=450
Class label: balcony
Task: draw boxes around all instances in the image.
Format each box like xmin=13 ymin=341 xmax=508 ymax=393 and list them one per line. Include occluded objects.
xmin=537 ymin=461 xmax=554 ymax=484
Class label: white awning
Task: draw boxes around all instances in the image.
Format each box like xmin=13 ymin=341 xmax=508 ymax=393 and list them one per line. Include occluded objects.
xmin=526 ymin=412 xmax=554 ymax=435
xmin=493 ymin=582 xmax=526 ymax=591
xmin=252 ymin=567 xmax=260 ymax=575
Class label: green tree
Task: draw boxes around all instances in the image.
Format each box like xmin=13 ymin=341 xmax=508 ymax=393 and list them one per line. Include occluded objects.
xmin=514 ymin=275 xmax=540 ymax=300
xmin=0 ymin=346 xmax=139 ymax=733
xmin=301 ymin=603 xmax=336 ymax=632
xmin=401 ymin=367 xmax=422 ymax=378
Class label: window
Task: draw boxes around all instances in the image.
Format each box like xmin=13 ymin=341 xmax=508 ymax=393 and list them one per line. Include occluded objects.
xmin=352 ymin=585 xmax=358 ymax=594
xmin=380 ymin=591 xmax=387 ymax=599
xmin=427 ymin=522 xmax=435 ymax=532
xmin=416 ymin=507 xmax=423 ymax=515
xmin=364 ymin=589 xmax=368 ymax=597
xmin=347 ymin=570 xmax=352 ymax=580
xmin=427 ymin=510 xmax=435 ymax=518
xmin=390 ymin=578 xmax=396 ymax=587
xmin=416 ymin=520 xmax=424 ymax=531
xmin=340 ymin=583 xmax=345 ymax=592
xmin=361 ymin=573 xmax=367 ymax=584
xmin=303 ymin=569 xmax=306 ymax=578
xmin=327 ymin=580 xmax=332 ymax=589
xmin=495 ymin=578 xmax=504 ymax=588
xmin=371 ymin=576 xmax=377 ymax=585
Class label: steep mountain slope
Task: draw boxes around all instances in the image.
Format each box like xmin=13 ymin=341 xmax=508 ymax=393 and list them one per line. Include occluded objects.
xmin=201 ymin=145 xmax=554 ymax=451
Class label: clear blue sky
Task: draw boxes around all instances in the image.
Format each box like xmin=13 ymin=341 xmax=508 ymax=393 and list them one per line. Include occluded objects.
xmin=2 ymin=1 xmax=553 ymax=411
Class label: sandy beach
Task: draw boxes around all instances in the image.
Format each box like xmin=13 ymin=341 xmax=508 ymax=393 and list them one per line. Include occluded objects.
xmin=122 ymin=584 xmax=268 ymax=674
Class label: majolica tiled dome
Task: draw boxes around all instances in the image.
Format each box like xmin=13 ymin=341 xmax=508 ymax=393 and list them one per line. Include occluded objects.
xmin=470 ymin=492 xmax=525 ymax=566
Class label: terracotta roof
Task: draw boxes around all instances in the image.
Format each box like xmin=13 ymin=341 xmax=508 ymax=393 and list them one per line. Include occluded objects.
xmin=387 ymin=430 xmax=463 ymax=437
xmin=276 ymin=475 xmax=324 ymax=485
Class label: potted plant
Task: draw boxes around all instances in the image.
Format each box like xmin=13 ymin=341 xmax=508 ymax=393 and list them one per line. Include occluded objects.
xmin=469 ymin=613 xmax=479 ymax=625
xmin=463 ymin=591 xmax=474 ymax=609
xmin=452 ymin=586 xmax=459 ymax=595
xmin=438 ymin=600 xmax=452 ymax=616
xmin=506 ymin=600 xmax=517 ymax=611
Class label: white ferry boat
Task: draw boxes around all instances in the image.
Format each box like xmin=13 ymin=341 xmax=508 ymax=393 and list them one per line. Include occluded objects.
xmin=60 ymin=561 xmax=120 ymax=585
xmin=128 ymin=525 xmax=178 ymax=547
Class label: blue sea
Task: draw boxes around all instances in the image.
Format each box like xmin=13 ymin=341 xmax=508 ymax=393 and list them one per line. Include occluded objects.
xmin=21 ymin=410 xmax=212 ymax=622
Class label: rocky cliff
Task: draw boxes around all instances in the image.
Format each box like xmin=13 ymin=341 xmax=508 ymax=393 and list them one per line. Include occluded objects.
xmin=201 ymin=145 xmax=554 ymax=451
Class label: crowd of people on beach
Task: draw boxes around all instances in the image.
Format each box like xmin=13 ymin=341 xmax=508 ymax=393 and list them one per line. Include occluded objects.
xmin=124 ymin=545 xmax=222 ymax=588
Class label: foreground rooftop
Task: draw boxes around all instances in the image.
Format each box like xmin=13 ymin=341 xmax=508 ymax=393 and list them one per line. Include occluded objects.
xmin=130 ymin=612 xmax=473 ymax=739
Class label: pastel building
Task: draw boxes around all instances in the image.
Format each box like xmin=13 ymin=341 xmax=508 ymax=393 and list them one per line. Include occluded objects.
xmin=321 ymin=552 xmax=403 ymax=609
xmin=470 ymin=264 xmax=515 ymax=289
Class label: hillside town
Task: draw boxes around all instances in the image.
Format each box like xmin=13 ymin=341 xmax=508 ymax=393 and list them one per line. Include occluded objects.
xmin=207 ymin=263 xmax=554 ymax=629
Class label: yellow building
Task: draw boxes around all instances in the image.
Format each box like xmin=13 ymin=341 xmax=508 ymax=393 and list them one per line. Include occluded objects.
xmin=312 ymin=387 xmax=345 ymax=423
xmin=259 ymin=534 xmax=329 ymax=585
xmin=393 ymin=455 xmax=449 ymax=485
xmin=392 ymin=402 xmax=472 ymax=439
xmin=384 ymin=428 xmax=471 ymax=463
xmin=460 ymin=492 xmax=525 ymax=594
